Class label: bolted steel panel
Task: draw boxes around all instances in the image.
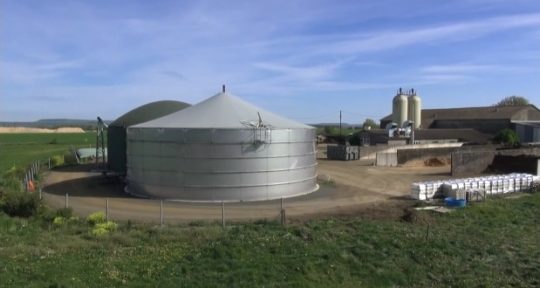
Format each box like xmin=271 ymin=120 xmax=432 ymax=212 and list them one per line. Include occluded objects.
xmin=126 ymin=128 xmax=318 ymax=201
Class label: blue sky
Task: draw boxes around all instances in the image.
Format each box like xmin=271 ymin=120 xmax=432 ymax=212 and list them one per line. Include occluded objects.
xmin=1 ymin=0 xmax=539 ymax=124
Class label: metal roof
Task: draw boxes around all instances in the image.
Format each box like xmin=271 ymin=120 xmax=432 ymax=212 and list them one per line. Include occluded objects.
xmin=133 ymin=92 xmax=313 ymax=129
xmin=110 ymin=100 xmax=191 ymax=127
xmin=381 ymin=105 xmax=540 ymax=128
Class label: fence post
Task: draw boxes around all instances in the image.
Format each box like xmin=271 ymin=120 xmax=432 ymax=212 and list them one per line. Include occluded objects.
xmin=106 ymin=198 xmax=109 ymax=221
xmin=24 ymin=175 xmax=28 ymax=192
xmin=280 ymin=197 xmax=286 ymax=226
xmin=39 ymin=187 xmax=42 ymax=200
xmin=48 ymin=157 xmax=51 ymax=169
xmin=221 ymin=201 xmax=225 ymax=228
xmin=160 ymin=200 xmax=164 ymax=227
xmin=65 ymin=193 xmax=69 ymax=209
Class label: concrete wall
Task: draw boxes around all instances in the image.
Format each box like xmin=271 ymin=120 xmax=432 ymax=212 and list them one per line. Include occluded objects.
xmin=451 ymin=147 xmax=540 ymax=177
xmin=397 ymin=147 xmax=459 ymax=164
xmin=376 ymin=152 xmax=397 ymax=167
xmin=451 ymin=151 xmax=496 ymax=177
xmin=360 ymin=142 xmax=463 ymax=161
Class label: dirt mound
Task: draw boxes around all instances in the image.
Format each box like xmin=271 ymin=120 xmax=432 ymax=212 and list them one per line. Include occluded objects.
xmin=424 ymin=157 xmax=450 ymax=167
xmin=403 ymin=157 xmax=451 ymax=167
xmin=0 ymin=127 xmax=85 ymax=133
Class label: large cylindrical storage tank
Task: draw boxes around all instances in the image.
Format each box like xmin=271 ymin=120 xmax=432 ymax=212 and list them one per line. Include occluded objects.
xmin=392 ymin=93 xmax=408 ymax=127
xmin=126 ymin=92 xmax=318 ymax=202
xmin=107 ymin=100 xmax=191 ymax=175
xmin=407 ymin=93 xmax=422 ymax=129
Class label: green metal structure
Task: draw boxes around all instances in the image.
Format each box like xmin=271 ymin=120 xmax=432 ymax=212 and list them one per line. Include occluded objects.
xmin=107 ymin=100 xmax=190 ymax=175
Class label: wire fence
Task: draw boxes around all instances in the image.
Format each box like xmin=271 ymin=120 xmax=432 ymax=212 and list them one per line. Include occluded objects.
xmin=41 ymin=192 xmax=289 ymax=227
xmin=13 ymin=155 xmax=290 ymax=227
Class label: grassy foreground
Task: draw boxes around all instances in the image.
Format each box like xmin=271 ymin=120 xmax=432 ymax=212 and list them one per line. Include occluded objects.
xmin=0 ymin=133 xmax=96 ymax=172
xmin=1 ymin=194 xmax=539 ymax=287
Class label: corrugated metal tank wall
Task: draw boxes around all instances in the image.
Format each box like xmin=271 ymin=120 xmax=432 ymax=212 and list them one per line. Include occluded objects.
xmin=392 ymin=94 xmax=408 ymax=127
xmin=408 ymin=94 xmax=422 ymax=129
xmin=126 ymin=127 xmax=318 ymax=201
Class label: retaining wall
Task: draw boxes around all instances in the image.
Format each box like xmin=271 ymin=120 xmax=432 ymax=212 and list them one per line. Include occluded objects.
xmin=376 ymin=152 xmax=398 ymax=167
xmin=397 ymin=147 xmax=459 ymax=164
xmin=451 ymin=147 xmax=540 ymax=177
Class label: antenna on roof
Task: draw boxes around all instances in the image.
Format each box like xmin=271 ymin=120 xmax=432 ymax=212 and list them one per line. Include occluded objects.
xmin=222 ymin=84 xmax=226 ymax=93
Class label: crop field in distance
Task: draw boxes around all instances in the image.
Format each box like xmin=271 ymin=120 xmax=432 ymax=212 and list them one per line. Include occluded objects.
xmin=0 ymin=132 xmax=97 ymax=172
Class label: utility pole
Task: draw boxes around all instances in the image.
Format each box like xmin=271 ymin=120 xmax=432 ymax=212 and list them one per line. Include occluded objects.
xmin=339 ymin=110 xmax=342 ymax=137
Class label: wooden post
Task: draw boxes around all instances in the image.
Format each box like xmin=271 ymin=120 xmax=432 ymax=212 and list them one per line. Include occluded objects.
xmin=48 ymin=157 xmax=51 ymax=169
xmin=280 ymin=197 xmax=286 ymax=226
xmin=160 ymin=200 xmax=164 ymax=227
xmin=221 ymin=201 xmax=225 ymax=228
xmin=39 ymin=187 xmax=42 ymax=200
xmin=106 ymin=198 xmax=109 ymax=221
xmin=65 ymin=193 xmax=69 ymax=208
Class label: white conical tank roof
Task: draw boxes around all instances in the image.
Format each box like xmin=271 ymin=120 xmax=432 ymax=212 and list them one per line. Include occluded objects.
xmin=132 ymin=92 xmax=313 ymax=129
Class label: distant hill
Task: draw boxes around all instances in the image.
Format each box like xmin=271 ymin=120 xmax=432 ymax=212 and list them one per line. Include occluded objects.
xmin=0 ymin=119 xmax=112 ymax=130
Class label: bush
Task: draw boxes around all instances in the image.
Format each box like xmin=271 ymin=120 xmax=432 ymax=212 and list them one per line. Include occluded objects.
xmin=50 ymin=155 xmax=65 ymax=167
xmin=52 ymin=215 xmax=79 ymax=226
xmin=53 ymin=216 xmax=65 ymax=226
xmin=0 ymin=190 xmax=40 ymax=217
xmin=92 ymin=221 xmax=118 ymax=236
xmin=92 ymin=227 xmax=109 ymax=236
xmin=494 ymin=129 xmax=519 ymax=146
xmin=86 ymin=211 xmax=106 ymax=225
xmin=0 ymin=177 xmax=23 ymax=193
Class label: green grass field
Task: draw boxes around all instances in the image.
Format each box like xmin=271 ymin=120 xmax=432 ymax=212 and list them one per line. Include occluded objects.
xmin=1 ymin=132 xmax=539 ymax=287
xmin=1 ymin=194 xmax=539 ymax=287
xmin=0 ymin=133 xmax=96 ymax=172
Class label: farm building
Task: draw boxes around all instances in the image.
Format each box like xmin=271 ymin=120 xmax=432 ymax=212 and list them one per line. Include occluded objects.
xmin=107 ymin=100 xmax=191 ymax=175
xmin=126 ymin=91 xmax=318 ymax=202
xmin=380 ymin=104 xmax=540 ymax=135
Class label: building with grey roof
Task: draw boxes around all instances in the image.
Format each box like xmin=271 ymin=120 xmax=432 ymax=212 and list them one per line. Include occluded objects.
xmin=380 ymin=105 xmax=540 ymax=135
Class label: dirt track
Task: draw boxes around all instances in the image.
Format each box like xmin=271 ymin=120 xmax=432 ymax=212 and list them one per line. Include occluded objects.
xmin=42 ymin=157 xmax=451 ymax=223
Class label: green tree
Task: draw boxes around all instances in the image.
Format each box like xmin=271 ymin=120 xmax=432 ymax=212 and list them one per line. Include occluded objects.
xmin=362 ymin=118 xmax=378 ymax=130
xmin=494 ymin=129 xmax=520 ymax=146
xmin=495 ymin=96 xmax=529 ymax=106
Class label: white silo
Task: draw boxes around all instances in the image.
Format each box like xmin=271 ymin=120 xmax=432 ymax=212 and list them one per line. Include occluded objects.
xmin=392 ymin=88 xmax=408 ymax=127
xmin=126 ymin=91 xmax=318 ymax=202
xmin=407 ymin=89 xmax=421 ymax=129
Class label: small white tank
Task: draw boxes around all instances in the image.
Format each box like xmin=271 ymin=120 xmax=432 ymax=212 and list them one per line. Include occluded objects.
xmin=392 ymin=91 xmax=408 ymax=127
xmin=408 ymin=92 xmax=421 ymax=129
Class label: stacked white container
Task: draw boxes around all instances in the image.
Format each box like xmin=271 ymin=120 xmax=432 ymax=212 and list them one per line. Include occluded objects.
xmin=411 ymin=173 xmax=537 ymax=200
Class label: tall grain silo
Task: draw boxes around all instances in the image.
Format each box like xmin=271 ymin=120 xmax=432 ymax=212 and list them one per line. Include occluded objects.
xmin=126 ymin=92 xmax=318 ymax=202
xmin=407 ymin=90 xmax=421 ymax=129
xmin=392 ymin=89 xmax=408 ymax=127
xmin=107 ymin=100 xmax=191 ymax=175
